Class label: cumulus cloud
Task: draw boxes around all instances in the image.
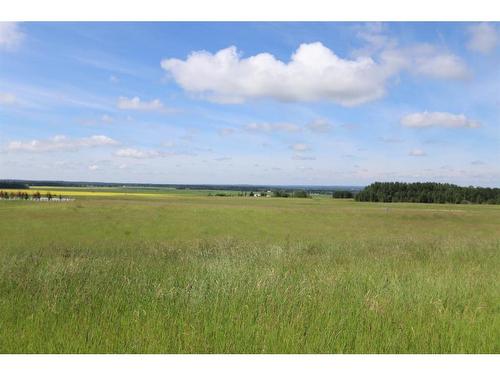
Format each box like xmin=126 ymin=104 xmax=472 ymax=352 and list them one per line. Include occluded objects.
xmin=161 ymin=41 xmax=468 ymax=106
xmin=306 ymin=118 xmax=333 ymax=133
xmin=6 ymin=135 xmax=118 ymax=153
xmin=0 ymin=92 xmax=16 ymax=106
xmin=114 ymin=147 xmax=170 ymax=159
xmin=117 ymin=96 xmax=165 ymax=111
xmin=245 ymin=122 xmax=301 ymax=133
xmin=162 ymin=42 xmax=395 ymax=106
xmin=401 ymin=111 xmax=480 ymax=128
xmin=88 ymin=165 xmax=100 ymax=171
xmin=0 ymin=22 xmax=24 ymax=50
xmin=408 ymin=149 xmax=427 ymax=157
xmin=467 ymin=23 xmax=498 ymax=54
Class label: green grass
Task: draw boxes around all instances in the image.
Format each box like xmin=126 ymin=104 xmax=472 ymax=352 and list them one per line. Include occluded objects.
xmin=0 ymin=191 xmax=499 ymax=353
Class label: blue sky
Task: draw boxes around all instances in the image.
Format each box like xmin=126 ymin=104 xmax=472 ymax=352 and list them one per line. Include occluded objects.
xmin=0 ymin=22 xmax=499 ymax=186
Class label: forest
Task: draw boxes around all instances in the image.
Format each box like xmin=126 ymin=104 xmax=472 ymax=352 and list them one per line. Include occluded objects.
xmin=355 ymin=182 xmax=500 ymax=204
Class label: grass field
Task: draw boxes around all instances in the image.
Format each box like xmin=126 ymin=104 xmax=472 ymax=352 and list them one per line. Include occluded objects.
xmin=0 ymin=189 xmax=499 ymax=353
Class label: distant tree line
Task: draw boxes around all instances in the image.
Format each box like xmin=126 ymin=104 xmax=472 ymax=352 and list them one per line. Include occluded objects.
xmin=0 ymin=180 xmax=364 ymax=195
xmin=273 ymin=190 xmax=309 ymax=198
xmin=0 ymin=182 xmax=29 ymax=189
xmin=209 ymin=190 xmax=311 ymax=198
xmin=332 ymin=191 xmax=354 ymax=199
xmin=355 ymin=182 xmax=500 ymax=204
xmin=0 ymin=191 xmax=66 ymax=201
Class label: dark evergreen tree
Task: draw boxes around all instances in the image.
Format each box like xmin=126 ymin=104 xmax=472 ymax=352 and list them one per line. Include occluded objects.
xmin=355 ymin=182 xmax=500 ymax=205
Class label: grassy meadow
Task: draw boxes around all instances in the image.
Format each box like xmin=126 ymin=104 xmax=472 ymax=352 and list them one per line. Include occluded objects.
xmin=0 ymin=188 xmax=499 ymax=353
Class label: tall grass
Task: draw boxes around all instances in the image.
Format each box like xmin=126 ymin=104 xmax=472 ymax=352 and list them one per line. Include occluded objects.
xmin=0 ymin=197 xmax=499 ymax=353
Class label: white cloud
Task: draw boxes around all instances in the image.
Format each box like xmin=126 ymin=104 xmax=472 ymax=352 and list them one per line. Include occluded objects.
xmin=162 ymin=141 xmax=176 ymax=148
xmin=162 ymin=42 xmax=394 ymax=106
xmin=380 ymin=44 xmax=469 ymax=80
xmin=412 ymin=52 xmax=468 ymax=80
xmin=0 ymin=92 xmax=16 ymax=105
xmin=353 ymin=23 xmax=398 ymax=57
xmin=471 ymin=160 xmax=486 ymax=165
xmin=117 ymin=96 xmax=165 ymax=111
xmin=355 ymin=26 xmax=468 ymax=80
xmin=401 ymin=111 xmax=480 ymax=128
xmin=0 ymin=22 xmax=24 ymax=50
xmin=290 ymin=143 xmax=314 ymax=160
xmin=218 ymin=128 xmax=236 ymax=136
xmin=161 ymin=41 xmax=468 ymax=106
xmin=408 ymin=149 xmax=427 ymax=157
xmin=290 ymin=143 xmax=311 ymax=152
xmin=306 ymin=118 xmax=333 ymax=133
xmin=88 ymin=165 xmax=100 ymax=171
xmin=101 ymin=114 xmax=114 ymax=123
xmin=245 ymin=122 xmax=301 ymax=133
xmin=380 ymin=136 xmax=404 ymax=143
xmin=409 ymin=45 xmax=468 ymax=80
xmin=114 ymin=147 xmax=170 ymax=159
xmin=467 ymin=23 xmax=498 ymax=54
xmin=6 ymin=135 xmax=118 ymax=153
xmin=292 ymin=154 xmax=316 ymax=161
xmin=214 ymin=156 xmax=231 ymax=162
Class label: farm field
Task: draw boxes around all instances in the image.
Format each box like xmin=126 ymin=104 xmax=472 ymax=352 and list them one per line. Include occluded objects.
xmin=0 ymin=189 xmax=499 ymax=353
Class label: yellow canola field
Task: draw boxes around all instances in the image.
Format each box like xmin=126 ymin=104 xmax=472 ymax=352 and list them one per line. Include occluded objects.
xmin=0 ymin=188 xmax=164 ymax=198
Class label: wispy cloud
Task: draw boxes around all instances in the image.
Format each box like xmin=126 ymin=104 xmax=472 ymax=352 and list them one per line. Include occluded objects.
xmin=101 ymin=114 xmax=114 ymax=123
xmin=404 ymin=44 xmax=469 ymax=80
xmin=292 ymin=154 xmax=316 ymax=161
xmin=0 ymin=92 xmax=16 ymax=106
xmin=355 ymin=25 xmax=469 ymax=80
xmin=245 ymin=122 xmax=300 ymax=133
xmin=471 ymin=160 xmax=486 ymax=165
xmin=117 ymin=96 xmax=167 ymax=112
xmin=467 ymin=23 xmax=498 ymax=54
xmin=290 ymin=143 xmax=314 ymax=160
xmin=114 ymin=147 xmax=172 ymax=159
xmin=408 ymin=149 xmax=427 ymax=157
xmin=0 ymin=80 xmax=117 ymax=111
xmin=306 ymin=118 xmax=333 ymax=133
xmin=401 ymin=111 xmax=480 ymax=128
xmin=380 ymin=136 xmax=404 ymax=143
xmin=214 ymin=156 xmax=232 ymax=162
xmin=6 ymin=135 xmax=118 ymax=153
xmin=0 ymin=22 xmax=24 ymax=51
xmin=218 ymin=127 xmax=236 ymax=136
xmin=290 ymin=143 xmax=311 ymax=152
